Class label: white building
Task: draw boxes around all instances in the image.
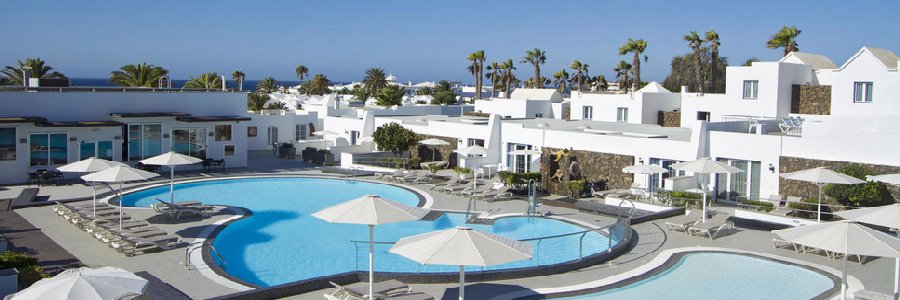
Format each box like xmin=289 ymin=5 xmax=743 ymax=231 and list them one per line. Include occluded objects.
xmin=473 ymin=88 xmax=567 ymax=119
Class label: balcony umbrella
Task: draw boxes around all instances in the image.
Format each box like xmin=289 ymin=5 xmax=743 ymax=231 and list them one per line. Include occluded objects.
xmin=389 ymin=227 xmax=532 ymax=300
xmin=671 ymin=158 xmax=743 ymax=222
xmin=780 ymin=167 xmax=865 ymax=222
xmin=312 ymin=195 xmax=428 ymax=300
xmin=81 ymin=166 xmax=159 ymax=230
xmin=774 ymin=221 xmax=900 ymax=300
xmin=7 ymin=266 xmax=147 ymax=300
xmin=623 ymin=164 xmax=668 ymax=193
xmin=419 ymin=138 xmax=450 ymax=161
xmin=140 ymin=151 xmax=202 ymax=204
xmin=57 ymin=157 xmax=124 ymax=218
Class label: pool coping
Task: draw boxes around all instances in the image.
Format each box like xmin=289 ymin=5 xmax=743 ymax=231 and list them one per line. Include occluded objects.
xmin=494 ymin=246 xmax=861 ymax=300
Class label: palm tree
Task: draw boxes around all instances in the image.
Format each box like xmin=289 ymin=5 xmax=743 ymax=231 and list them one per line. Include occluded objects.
xmin=569 ymin=60 xmax=590 ymax=91
xmin=520 ymin=48 xmax=547 ymax=88
xmin=500 ymin=59 xmax=517 ymax=98
xmin=613 ymin=61 xmax=632 ymax=93
xmin=1 ymin=58 xmax=66 ymax=85
xmin=304 ymin=73 xmax=330 ymax=95
xmin=295 ymin=65 xmax=309 ymax=81
xmin=256 ymin=77 xmax=278 ymax=93
xmin=485 ymin=62 xmax=501 ymax=98
xmin=109 ymin=63 xmax=169 ymax=87
xmin=184 ymin=72 xmax=223 ymax=89
xmin=231 ymin=71 xmax=245 ymax=92
xmin=376 ymin=85 xmax=405 ymax=107
xmin=705 ymin=30 xmax=721 ymax=92
xmin=435 ymin=80 xmax=454 ymax=93
xmin=466 ymin=50 xmax=486 ymax=99
xmin=247 ymin=93 xmax=270 ymax=112
xmin=684 ymin=31 xmax=705 ymax=93
xmin=618 ymin=38 xmax=647 ymax=91
xmin=362 ymin=68 xmax=389 ymax=98
xmin=591 ymin=75 xmax=609 ymax=91
xmin=552 ymin=69 xmax=569 ymax=95
xmin=416 ymin=86 xmax=433 ymax=95
xmin=767 ymin=26 xmax=801 ymax=56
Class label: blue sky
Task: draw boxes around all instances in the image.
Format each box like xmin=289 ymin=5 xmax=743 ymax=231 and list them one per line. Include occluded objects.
xmin=2 ymin=0 xmax=898 ymax=83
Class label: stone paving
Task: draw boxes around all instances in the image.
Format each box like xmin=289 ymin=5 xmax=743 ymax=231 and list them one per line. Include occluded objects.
xmin=2 ymin=151 xmax=897 ymax=299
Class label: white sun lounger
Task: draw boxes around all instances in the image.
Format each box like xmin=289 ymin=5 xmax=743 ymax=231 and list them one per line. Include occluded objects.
xmin=664 ymin=210 xmax=704 ymax=232
xmin=687 ymin=213 xmax=733 ymax=239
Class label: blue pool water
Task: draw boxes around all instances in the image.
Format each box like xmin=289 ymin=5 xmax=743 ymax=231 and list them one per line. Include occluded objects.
xmin=557 ymin=252 xmax=834 ymax=300
xmin=122 ymin=177 xmax=613 ymax=287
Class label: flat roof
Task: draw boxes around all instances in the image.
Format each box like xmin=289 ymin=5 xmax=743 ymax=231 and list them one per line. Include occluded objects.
xmin=0 ymin=117 xmax=47 ymax=124
xmin=110 ymin=112 xmax=192 ymax=118
xmin=175 ymin=116 xmax=252 ymax=123
xmin=35 ymin=121 xmax=125 ymax=128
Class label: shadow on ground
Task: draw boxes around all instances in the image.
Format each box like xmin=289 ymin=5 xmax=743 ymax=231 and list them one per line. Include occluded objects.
xmin=438 ymin=283 xmax=538 ymax=300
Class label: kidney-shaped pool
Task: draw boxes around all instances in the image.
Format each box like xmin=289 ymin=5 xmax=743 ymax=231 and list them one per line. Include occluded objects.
xmin=122 ymin=177 xmax=616 ymax=287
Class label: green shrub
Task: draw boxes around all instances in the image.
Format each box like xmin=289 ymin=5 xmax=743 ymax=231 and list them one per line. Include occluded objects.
xmin=656 ymin=190 xmax=703 ymax=208
xmin=788 ymin=198 xmax=831 ymax=219
xmin=824 ymin=164 xmax=891 ymax=207
xmin=427 ymin=163 xmax=441 ymax=175
xmin=498 ymin=171 xmax=542 ymax=186
xmin=567 ymin=179 xmax=586 ymax=199
xmin=452 ymin=167 xmax=472 ymax=176
xmin=408 ymin=157 xmax=421 ymax=169
xmin=0 ymin=251 xmax=49 ymax=289
xmin=739 ymin=199 xmax=775 ymax=213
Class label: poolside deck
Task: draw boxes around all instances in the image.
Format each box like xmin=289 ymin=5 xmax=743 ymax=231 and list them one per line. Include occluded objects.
xmin=2 ymin=151 xmax=896 ymax=299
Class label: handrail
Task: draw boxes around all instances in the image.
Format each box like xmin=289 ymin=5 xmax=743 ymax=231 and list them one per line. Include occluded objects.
xmin=185 ymin=241 xmax=226 ymax=271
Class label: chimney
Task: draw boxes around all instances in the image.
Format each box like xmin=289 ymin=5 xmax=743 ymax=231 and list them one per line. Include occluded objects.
xmin=680 ymin=86 xmax=688 ymax=94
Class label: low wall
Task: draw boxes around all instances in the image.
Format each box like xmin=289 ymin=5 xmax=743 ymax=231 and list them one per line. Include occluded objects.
xmin=541 ymin=147 xmax=634 ymax=196
xmin=779 ymin=156 xmax=900 ymax=204
xmin=733 ymin=209 xmax=817 ymax=229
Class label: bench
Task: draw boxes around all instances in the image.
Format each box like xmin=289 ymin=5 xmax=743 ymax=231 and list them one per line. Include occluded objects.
xmin=11 ymin=188 xmax=40 ymax=209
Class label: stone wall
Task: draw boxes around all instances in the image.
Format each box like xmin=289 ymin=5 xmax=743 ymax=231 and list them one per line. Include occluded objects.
xmin=791 ymin=85 xmax=831 ymax=115
xmin=562 ymin=105 xmax=571 ymax=120
xmin=409 ymin=134 xmax=458 ymax=167
xmin=463 ymin=111 xmax=491 ymax=118
xmin=658 ymin=111 xmax=681 ymax=127
xmin=540 ymin=147 xmax=634 ymax=195
xmin=779 ymin=156 xmax=900 ymax=204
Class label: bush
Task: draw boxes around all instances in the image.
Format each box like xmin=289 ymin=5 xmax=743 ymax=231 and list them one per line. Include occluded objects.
xmin=452 ymin=167 xmax=471 ymax=176
xmin=739 ymin=199 xmax=775 ymax=213
xmin=0 ymin=251 xmax=49 ymax=289
xmin=427 ymin=163 xmax=441 ymax=175
xmin=567 ymin=179 xmax=586 ymax=199
xmin=498 ymin=171 xmax=542 ymax=186
xmin=304 ymin=147 xmax=317 ymax=151
xmin=408 ymin=157 xmax=421 ymax=169
xmin=656 ymin=190 xmax=703 ymax=207
xmin=788 ymin=197 xmax=831 ymax=220
xmin=372 ymin=123 xmax=421 ymax=157
xmin=825 ymin=164 xmax=891 ymax=207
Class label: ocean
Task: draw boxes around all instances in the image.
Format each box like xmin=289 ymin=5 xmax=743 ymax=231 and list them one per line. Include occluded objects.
xmin=68 ymin=78 xmax=328 ymax=92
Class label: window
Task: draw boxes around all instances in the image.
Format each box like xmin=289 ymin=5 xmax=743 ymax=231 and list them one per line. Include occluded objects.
xmin=171 ymin=128 xmax=207 ymax=159
xmin=742 ymin=80 xmax=759 ymax=99
xmin=215 ymin=125 xmax=232 ymax=142
xmin=714 ymin=158 xmax=761 ymax=201
xmin=582 ymin=106 xmax=593 ymax=119
xmin=616 ymin=107 xmax=628 ymax=123
xmin=535 ymin=113 xmax=543 ymax=118
xmin=247 ymin=126 xmax=257 ymax=137
xmin=697 ymin=111 xmax=710 ymax=121
xmin=30 ymin=133 xmax=67 ymax=166
xmin=467 ymin=138 xmax=485 ymax=147
xmin=648 ymin=158 xmax=686 ymax=190
xmin=79 ymin=141 xmax=113 ymax=161
xmin=295 ymin=124 xmax=307 ymax=141
xmin=224 ymin=145 xmax=235 ymax=157
xmin=506 ymin=143 xmax=533 ymax=173
xmin=267 ymin=126 xmax=278 ymax=145
xmin=127 ymin=124 xmax=162 ymax=160
xmin=853 ymin=82 xmax=873 ymax=103
xmin=350 ymin=130 xmax=360 ymax=144
xmin=0 ymin=128 xmax=15 ymax=161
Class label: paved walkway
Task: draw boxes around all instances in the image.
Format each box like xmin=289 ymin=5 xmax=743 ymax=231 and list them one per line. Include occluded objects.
xmin=3 ymin=153 xmax=896 ymax=300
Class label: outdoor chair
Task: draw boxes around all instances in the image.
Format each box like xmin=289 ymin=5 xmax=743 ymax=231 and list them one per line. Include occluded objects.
xmin=476 ymin=186 xmax=513 ymax=202
xmin=772 ymin=238 xmax=804 ymax=252
xmin=457 ymin=184 xmax=491 ymax=197
xmin=328 ymin=279 xmax=412 ymax=300
xmin=153 ymin=198 xmax=214 ymax=219
xmin=427 ymin=177 xmax=459 ymax=190
xmin=687 ymin=213 xmax=733 ymax=239
xmin=111 ymin=234 xmax=181 ymax=256
xmin=664 ymin=210 xmax=705 ymax=232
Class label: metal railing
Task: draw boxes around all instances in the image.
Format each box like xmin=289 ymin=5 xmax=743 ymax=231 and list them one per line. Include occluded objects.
xmin=185 ymin=241 xmax=226 ymax=271
xmin=348 ymin=219 xmax=630 ymax=273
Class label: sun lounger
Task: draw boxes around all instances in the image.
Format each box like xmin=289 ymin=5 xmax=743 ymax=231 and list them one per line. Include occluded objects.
xmin=772 ymin=238 xmax=804 ymax=252
xmin=686 ymin=213 xmax=733 ymax=239
xmin=664 ymin=210 xmax=704 ymax=232
xmin=328 ymin=279 xmax=418 ymax=300
xmin=382 ymin=292 xmax=434 ymax=300
xmin=97 ymin=226 xmax=167 ymax=243
xmin=153 ymin=198 xmax=214 ymax=219
xmin=476 ymin=186 xmax=512 ymax=202
xmin=111 ymin=234 xmax=181 ymax=256
xmin=427 ymin=177 xmax=459 ymax=190
xmin=457 ymin=184 xmax=491 ymax=196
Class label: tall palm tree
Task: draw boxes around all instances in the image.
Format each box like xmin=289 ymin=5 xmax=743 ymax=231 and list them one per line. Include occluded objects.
xmin=1 ymin=58 xmax=66 ymax=85
xmin=305 ymin=73 xmax=331 ymax=95
xmin=362 ymin=68 xmax=389 ymax=97
xmin=231 ymin=71 xmax=245 ymax=92
xmin=520 ymin=48 xmax=547 ymax=88
xmin=485 ymin=61 xmax=501 ymax=98
xmin=684 ymin=31 xmax=705 ymax=93
xmin=767 ymin=26 xmax=801 ymax=56
xmin=256 ymin=77 xmax=278 ymax=93
xmin=705 ymin=30 xmax=721 ymax=92
xmin=569 ymin=60 xmax=590 ymax=91
xmin=184 ymin=72 xmax=223 ymax=89
xmin=247 ymin=93 xmax=270 ymax=112
xmin=416 ymin=86 xmax=433 ymax=95
xmin=618 ymin=38 xmax=647 ymax=91
xmin=552 ymin=69 xmax=569 ymax=95
xmin=435 ymin=80 xmax=454 ymax=93
xmin=613 ymin=61 xmax=632 ymax=93
xmin=500 ymin=59 xmax=517 ymax=98
xmin=466 ymin=50 xmax=485 ymax=99
xmin=591 ymin=75 xmax=609 ymax=91
xmin=109 ymin=63 xmax=169 ymax=87
xmin=295 ymin=65 xmax=309 ymax=81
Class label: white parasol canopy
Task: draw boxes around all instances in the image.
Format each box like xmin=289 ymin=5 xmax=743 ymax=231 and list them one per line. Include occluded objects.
xmin=867 ymin=174 xmax=900 ymax=186
xmin=780 ymin=167 xmax=865 ymax=222
xmin=389 ymin=227 xmax=532 ymax=300
xmin=837 ymin=204 xmax=900 ymax=299
xmin=671 ymin=158 xmax=743 ymax=222
xmin=81 ymin=166 xmax=159 ymax=229
xmin=312 ymin=195 xmax=427 ymax=299
xmin=57 ymin=157 xmax=124 ymax=218
xmin=508 ymin=149 xmax=542 ymax=156
xmin=455 ymin=145 xmax=488 ymax=157
xmin=419 ymin=138 xmax=450 ymax=146
xmin=623 ymin=164 xmax=669 ymax=193
xmin=774 ymin=221 xmax=900 ymax=300
xmin=140 ymin=152 xmax=202 ymax=204
xmin=8 ymin=266 xmax=147 ymax=300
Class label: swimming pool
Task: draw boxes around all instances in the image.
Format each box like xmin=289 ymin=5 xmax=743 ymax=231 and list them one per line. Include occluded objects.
xmin=554 ymin=252 xmax=835 ymax=300
xmin=122 ymin=177 xmax=614 ymax=287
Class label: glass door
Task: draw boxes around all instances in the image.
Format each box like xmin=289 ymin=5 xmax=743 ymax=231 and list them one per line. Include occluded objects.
xmin=80 ymin=142 xmax=96 ymax=160
xmin=81 ymin=141 xmax=114 ymax=160
xmin=506 ymin=143 xmax=533 ymax=173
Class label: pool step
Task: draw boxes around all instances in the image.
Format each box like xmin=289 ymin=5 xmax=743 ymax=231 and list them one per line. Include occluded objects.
xmin=419 ymin=210 xmax=445 ymax=221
